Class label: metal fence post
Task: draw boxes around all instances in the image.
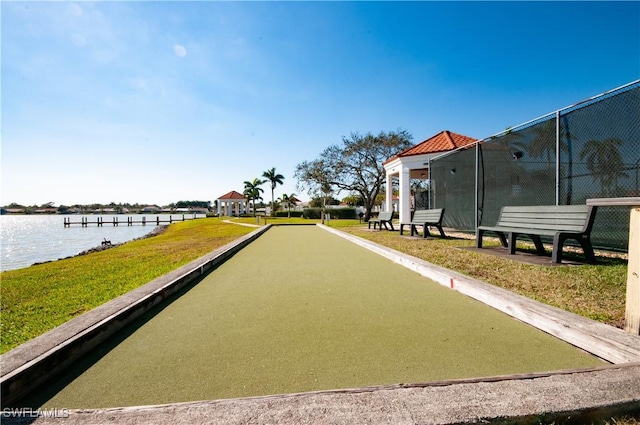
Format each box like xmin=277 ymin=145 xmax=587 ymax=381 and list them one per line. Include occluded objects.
xmin=556 ymin=110 xmax=561 ymax=206
xmin=475 ymin=141 xmax=479 ymax=230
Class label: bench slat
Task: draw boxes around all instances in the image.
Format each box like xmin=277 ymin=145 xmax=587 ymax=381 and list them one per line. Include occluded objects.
xmin=501 ymin=205 xmax=589 ymax=213
xmin=499 ymin=217 xmax=587 ymax=226
xmin=478 ymin=226 xmax=558 ymax=237
xmin=501 ymin=211 xmax=589 ymax=220
xmin=497 ymin=219 xmax=586 ymax=232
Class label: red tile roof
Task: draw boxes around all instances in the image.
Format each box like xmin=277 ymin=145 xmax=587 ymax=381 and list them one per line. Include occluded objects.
xmin=384 ymin=130 xmax=478 ymax=164
xmin=218 ymin=190 xmax=245 ymax=200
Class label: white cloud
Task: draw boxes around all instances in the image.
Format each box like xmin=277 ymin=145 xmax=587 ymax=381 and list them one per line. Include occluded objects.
xmin=174 ymin=44 xmax=187 ymax=58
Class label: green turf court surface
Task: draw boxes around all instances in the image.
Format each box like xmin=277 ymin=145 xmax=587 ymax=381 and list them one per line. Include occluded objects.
xmin=38 ymin=226 xmax=604 ymax=408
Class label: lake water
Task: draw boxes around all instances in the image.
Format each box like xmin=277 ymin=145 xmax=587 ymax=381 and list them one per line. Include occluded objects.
xmin=0 ymin=214 xmax=203 ymax=272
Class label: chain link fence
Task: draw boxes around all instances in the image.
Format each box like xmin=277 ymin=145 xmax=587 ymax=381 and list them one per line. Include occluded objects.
xmin=428 ymin=80 xmax=639 ymax=250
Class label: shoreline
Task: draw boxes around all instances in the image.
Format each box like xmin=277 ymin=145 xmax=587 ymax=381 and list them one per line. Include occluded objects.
xmin=30 ymin=226 xmax=170 ymax=268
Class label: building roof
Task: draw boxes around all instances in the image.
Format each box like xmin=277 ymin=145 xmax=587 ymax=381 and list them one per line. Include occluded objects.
xmin=217 ymin=190 xmax=245 ymax=200
xmin=384 ymin=130 xmax=478 ymax=164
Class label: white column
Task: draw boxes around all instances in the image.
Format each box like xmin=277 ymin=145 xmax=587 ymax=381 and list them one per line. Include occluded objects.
xmin=386 ymin=172 xmax=394 ymax=213
xmin=399 ymin=166 xmax=411 ymax=224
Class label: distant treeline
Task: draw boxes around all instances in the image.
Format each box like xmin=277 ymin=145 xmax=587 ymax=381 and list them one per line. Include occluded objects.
xmin=1 ymin=201 xmax=213 ymax=215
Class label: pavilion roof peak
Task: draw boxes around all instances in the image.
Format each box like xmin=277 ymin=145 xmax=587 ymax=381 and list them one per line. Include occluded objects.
xmin=218 ymin=190 xmax=245 ymax=200
xmin=384 ymin=130 xmax=478 ymax=164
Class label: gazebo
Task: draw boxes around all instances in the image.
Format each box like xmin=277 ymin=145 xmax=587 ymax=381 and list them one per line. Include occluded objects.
xmin=383 ymin=130 xmax=478 ymax=224
xmin=216 ymin=190 xmax=247 ymax=216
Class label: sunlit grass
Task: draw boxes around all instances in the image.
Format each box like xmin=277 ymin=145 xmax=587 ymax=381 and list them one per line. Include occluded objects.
xmin=0 ymin=218 xmax=254 ymax=353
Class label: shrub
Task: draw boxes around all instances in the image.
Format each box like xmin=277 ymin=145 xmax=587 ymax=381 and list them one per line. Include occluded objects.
xmin=275 ymin=211 xmax=304 ymax=218
xmin=302 ymin=208 xmax=356 ymax=219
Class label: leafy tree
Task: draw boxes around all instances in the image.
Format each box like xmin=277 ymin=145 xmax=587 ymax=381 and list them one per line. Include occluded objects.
xmin=295 ymin=129 xmax=413 ymax=221
xmin=243 ymin=178 xmax=265 ymax=216
xmin=262 ymin=167 xmax=285 ymax=217
xmin=342 ymin=194 xmax=363 ymax=206
xmin=5 ymin=203 xmax=25 ymax=209
xmin=309 ymin=196 xmax=340 ymax=208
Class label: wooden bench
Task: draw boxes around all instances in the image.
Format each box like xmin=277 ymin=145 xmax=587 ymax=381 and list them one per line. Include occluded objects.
xmin=368 ymin=211 xmax=395 ymax=231
xmin=399 ymin=208 xmax=446 ymax=238
xmin=476 ymin=205 xmax=598 ymax=263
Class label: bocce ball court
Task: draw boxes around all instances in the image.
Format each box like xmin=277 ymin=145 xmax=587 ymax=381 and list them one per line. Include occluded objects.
xmin=29 ymin=225 xmax=607 ymax=409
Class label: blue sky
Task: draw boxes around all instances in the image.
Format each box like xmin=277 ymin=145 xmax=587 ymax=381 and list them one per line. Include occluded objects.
xmin=2 ymin=1 xmax=639 ymax=206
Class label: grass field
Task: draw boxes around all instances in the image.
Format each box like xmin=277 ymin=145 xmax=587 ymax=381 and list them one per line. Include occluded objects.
xmin=36 ymin=226 xmax=603 ymax=409
xmin=0 ymin=218 xmax=255 ymax=353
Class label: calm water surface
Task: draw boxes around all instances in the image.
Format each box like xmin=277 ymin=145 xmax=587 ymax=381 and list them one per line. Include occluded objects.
xmin=0 ymin=214 xmax=202 ymax=272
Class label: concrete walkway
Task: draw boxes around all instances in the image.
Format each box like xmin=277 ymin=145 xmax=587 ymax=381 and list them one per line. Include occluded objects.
xmin=5 ymin=364 xmax=640 ymax=424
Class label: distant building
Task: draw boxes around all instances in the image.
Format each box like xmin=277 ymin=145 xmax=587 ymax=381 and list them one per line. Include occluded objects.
xmin=216 ymin=191 xmax=247 ymax=216
xmin=33 ymin=208 xmax=58 ymax=214
xmin=1 ymin=208 xmax=26 ymax=214
xmin=190 ymin=207 xmax=209 ymax=214
xmin=141 ymin=205 xmax=162 ymax=213
xmin=383 ymin=130 xmax=478 ymax=224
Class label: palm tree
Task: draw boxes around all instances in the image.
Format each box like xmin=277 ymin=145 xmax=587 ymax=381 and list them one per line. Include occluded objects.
xmin=243 ymin=178 xmax=265 ymax=217
xmin=262 ymin=167 xmax=284 ymax=217
xmin=279 ymin=193 xmax=297 ymax=218
xmin=528 ymin=119 xmax=567 ymax=165
xmin=579 ymin=138 xmax=627 ymax=194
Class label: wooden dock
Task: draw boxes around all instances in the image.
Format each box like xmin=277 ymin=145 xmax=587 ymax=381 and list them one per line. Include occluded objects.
xmin=63 ymin=215 xmax=202 ymax=227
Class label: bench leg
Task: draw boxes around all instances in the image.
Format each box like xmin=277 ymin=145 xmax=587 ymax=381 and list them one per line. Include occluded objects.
xmin=579 ymin=237 xmax=596 ymax=263
xmin=497 ymin=232 xmax=508 ymax=248
xmin=386 ymin=221 xmax=395 ymax=231
xmin=552 ymin=234 xmax=565 ymax=264
xmin=423 ymin=225 xmax=431 ymax=238
xmin=531 ymin=235 xmax=546 ymax=255
xmin=436 ymin=225 xmax=446 ymax=238
xmin=400 ymin=224 xmax=406 ymax=235
xmin=388 ymin=222 xmax=395 ymax=231
xmin=410 ymin=224 xmax=417 ymax=237
xmin=552 ymin=233 xmax=596 ymax=264
xmin=476 ymin=229 xmax=484 ymax=248
xmin=508 ymin=232 xmax=518 ymax=255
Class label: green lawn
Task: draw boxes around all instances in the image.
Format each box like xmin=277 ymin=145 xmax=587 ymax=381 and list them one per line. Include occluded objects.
xmin=0 ymin=218 xmax=255 ymax=353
